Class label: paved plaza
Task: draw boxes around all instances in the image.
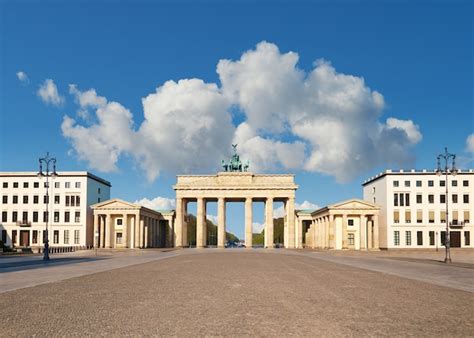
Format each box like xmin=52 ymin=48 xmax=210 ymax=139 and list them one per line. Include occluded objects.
xmin=0 ymin=249 xmax=473 ymax=336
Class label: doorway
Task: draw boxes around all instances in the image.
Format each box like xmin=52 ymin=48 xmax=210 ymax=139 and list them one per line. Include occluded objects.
xmin=20 ymin=230 xmax=30 ymax=247
xmin=450 ymin=231 xmax=461 ymax=248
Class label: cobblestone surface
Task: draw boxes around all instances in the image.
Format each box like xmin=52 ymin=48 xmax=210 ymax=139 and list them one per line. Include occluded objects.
xmin=0 ymin=250 xmax=473 ymax=336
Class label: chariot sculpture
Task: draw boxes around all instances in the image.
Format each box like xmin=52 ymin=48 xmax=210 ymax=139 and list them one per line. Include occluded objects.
xmin=222 ymin=144 xmax=250 ymax=172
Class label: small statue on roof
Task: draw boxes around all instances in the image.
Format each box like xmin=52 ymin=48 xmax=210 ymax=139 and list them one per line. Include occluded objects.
xmin=221 ymin=144 xmax=250 ymax=172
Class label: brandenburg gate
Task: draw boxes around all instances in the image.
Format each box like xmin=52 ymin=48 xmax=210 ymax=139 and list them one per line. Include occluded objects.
xmin=173 ymin=146 xmax=299 ymax=248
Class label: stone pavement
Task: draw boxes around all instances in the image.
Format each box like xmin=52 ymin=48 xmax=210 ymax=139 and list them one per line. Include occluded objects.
xmin=0 ymin=249 xmax=473 ymax=336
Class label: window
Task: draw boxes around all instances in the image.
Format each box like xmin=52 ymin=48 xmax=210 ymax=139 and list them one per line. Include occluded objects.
xmin=400 ymin=193 xmax=404 ymax=207
xmin=12 ymin=211 xmax=18 ymax=222
xmin=2 ymin=211 xmax=7 ymax=222
xmin=43 ymin=211 xmax=49 ymax=222
xmin=440 ymin=194 xmax=446 ymax=204
xmin=70 ymin=196 xmax=75 ymax=207
xmin=416 ymin=180 xmax=422 ymax=187
xmin=53 ymin=230 xmax=59 ymax=244
xmin=463 ymin=180 xmax=469 ymax=187
xmin=440 ymin=211 xmax=446 ymax=223
xmin=405 ymin=210 xmax=411 ymax=223
xmin=464 ymin=211 xmax=470 ymax=224
xmin=429 ymin=211 xmax=434 ymax=223
xmin=13 ymin=196 xmax=18 ymax=204
xmin=416 ymin=194 xmax=422 ymax=204
xmin=465 ymin=232 xmax=471 ymax=246
xmin=417 ymin=231 xmax=423 ymax=246
xmin=66 ymin=196 xmax=70 ymax=207
xmin=429 ymin=231 xmax=435 ymax=246
xmin=393 ymin=180 xmax=399 ymax=187
xmin=394 ymin=231 xmax=400 ymax=246
xmin=428 ymin=194 xmax=434 ymax=203
xmin=43 ymin=230 xmax=46 ymax=243
xmin=404 ymin=180 xmax=410 ymax=187
xmin=64 ymin=230 xmax=69 ymax=244
xmin=75 ymin=182 xmax=81 ymax=188
xmin=97 ymin=197 xmax=101 ymax=203
xmin=33 ymin=211 xmax=38 ymax=222
xmin=348 ymin=233 xmax=355 ymax=245
xmin=12 ymin=230 xmax=17 ymax=245
xmin=428 ymin=180 xmax=434 ymax=187
xmin=44 ymin=195 xmax=49 ymax=204
xmin=22 ymin=211 xmax=28 ymax=222
xmin=2 ymin=196 xmax=7 ymax=204
xmin=405 ymin=193 xmax=410 ymax=206
xmin=54 ymin=182 xmax=60 ymax=189
xmin=65 ymin=182 xmax=71 ymax=189
xmin=44 ymin=182 xmax=49 ymax=188
xmin=23 ymin=195 xmax=28 ymax=204
xmin=405 ymin=231 xmax=412 ymax=246
xmin=65 ymin=211 xmax=70 ymax=223
xmin=2 ymin=182 xmax=7 ymax=188
xmin=76 ymin=196 xmax=80 ymax=206
xmin=33 ymin=195 xmax=39 ymax=204
xmin=34 ymin=182 xmax=39 ymax=188
xmin=452 ymin=211 xmax=458 ymax=225
xmin=417 ymin=210 xmax=423 ymax=223
xmin=393 ymin=211 xmax=400 ymax=223
xmin=13 ymin=182 xmax=18 ymax=188
xmin=74 ymin=230 xmax=80 ymax=244
xmin=2 ymin=229 xmax=7 ymax=243
xmin=348 ymin=219 xmax=354 ymax=226
xmin=54 ymin=195 xmax=60 ymax=204
xmin=394 ymin=193 xmax=398 ymax=206
xmin=452 ymin=180 xmax=457 ymax=187
xmin=464 ymin=195 xmax=469 ymax=203
xmin=116 ymin=232 xmax=123 ymax=245
xmin=441 ymin=231 xmax=446 ymax=246
xmin=440 ymin=180 xmax=445 ymax=187
xmin=54 ymin=211 xmax=60 ymax=223
xmin=32 ymin=231 xmax=38 ymax=244
xmin=98 ymin=188 xmax=101 ymax=194
xmin=452 ymin=194 xmax=458 ymax=203
xmin=75 ymin=212 xmax=80 ymax=223
xmin=23 ymin=182 xmax=28 ymax=188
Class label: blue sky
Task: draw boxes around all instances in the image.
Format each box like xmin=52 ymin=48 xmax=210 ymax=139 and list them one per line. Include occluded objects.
xmin=1 ymin=1 xmax=473 ymax=238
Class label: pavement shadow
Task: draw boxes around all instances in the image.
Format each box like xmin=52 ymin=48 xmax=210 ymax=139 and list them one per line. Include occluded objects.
xmin=381 ymin=256 xmax=474 ymax=269
xmin=0 ymin=256 xmax=107 ymax=273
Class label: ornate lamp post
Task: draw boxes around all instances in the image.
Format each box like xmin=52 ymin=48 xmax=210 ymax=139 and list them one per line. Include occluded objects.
xmin=37 ymin=152 xmax=57 ymax=261
xmin=435 ymin=147 xmax=457 ymax=264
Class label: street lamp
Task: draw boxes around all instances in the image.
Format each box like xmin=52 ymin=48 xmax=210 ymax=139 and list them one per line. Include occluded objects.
xmin=435 ymin=147 xmax=457 ymax=264
xmin=38 ymin=152 xmax=57 ymax=261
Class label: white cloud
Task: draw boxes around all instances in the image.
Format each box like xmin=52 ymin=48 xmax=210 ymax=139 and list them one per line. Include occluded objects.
xmin=466 ymin=134 xmax=474 ymax=154
xmin=207 ymin=214 xmax=218 ymax=224
xmin=16 ymin=71 xmax=29 ymax=84
xmin=253 ymin=222 xmax=265 ymax=233
xmin=61 ymin=41 xmax=421 ymax=182
xmin=273 ymin=200 xmax=320 ymax=218
xmin=37 ymin=79 xmax=64 ymax=106
xmin=134 ymin=196 xmax=175 ymax=210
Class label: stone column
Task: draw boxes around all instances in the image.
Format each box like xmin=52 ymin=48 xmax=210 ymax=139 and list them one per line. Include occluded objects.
xmin=105 ymin=214 xmax=111 ymax=248
xmin=218 ymin=197 xmax=226 ymax=248
xmin=265 ymin=197 xmax=274 ymax=248
xmin=144 ymin=217 xmax=149 ymax=248
xmin=373 ymin=215 xmax=379 ymax=249
xmin=100 ymin=215 xmax=105 ymax=248
xmin=139 ymin=217 xmax=144 ymax=248
xmin=328 ymin=215 xmax=334 ymax=249
xmin=245 ymin=197 xmax=252 ymax=248
xmin=93 ymin=213 xmax=99 ymax=248
xmin=312 ymin=220 xmax=316 ymax=249
xmin=182 ymin=200 xmax=188 ymax=247
xmin=175 ymin=197 xmax=183 ymax=247
xmin=368 ymin=219 xmax=373 ymax=249
xmin=123 ymin=214 xmax=128 ymax=248
xmin=135 ymin=213 xmax=140 ymax=248
xmin=196 ymin=198 xmax=205 ymax=248
xmin=342 ymin=214 xmax=348 ymax=249
xmin=287 ymin=197 xmax=296 ymax=248
xmin=360 ymin=214 xmax=366 ymax=250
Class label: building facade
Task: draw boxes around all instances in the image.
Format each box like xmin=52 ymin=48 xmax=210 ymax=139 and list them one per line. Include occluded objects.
xmin=0 ymin=172 xmax=111 ymax=249
xmin=363 ymin=169 xmax=473 ymax=249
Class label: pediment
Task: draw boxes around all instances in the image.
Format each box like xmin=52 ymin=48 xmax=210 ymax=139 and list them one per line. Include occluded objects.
xmin=92 ymin=198 xmax=139 ymax=210
xmin=329 ymin=199 xmax=379 ymax=210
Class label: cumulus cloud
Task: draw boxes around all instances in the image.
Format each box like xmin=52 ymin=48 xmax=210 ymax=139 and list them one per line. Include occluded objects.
xmin=253 ymin=222 xmax=265 ymax=233
xmin=466 ymin=134 xmax=474 ymax=154
xmin=61 ymin=41 xmax=422 ymax=182
xmin=16 ymin=71 xmax=29 ymax=84
xmin=134 ymin=196 xmax=175 ymax=210
xmin=37 ymin=79 xmax=64 ymax=106
xmin=273 ymin=200 xmax=320 ymax=218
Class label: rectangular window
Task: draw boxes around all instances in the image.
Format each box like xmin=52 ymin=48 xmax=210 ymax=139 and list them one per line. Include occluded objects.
xmin=43 ymin=211 xmax=48 ymax=222
xmin=116 ymin=232 xmax=123 ymax=244
xmin=348 ymin=233 xmax=355 ymax=245
xmin=75 ymin=182 xmax=81 ymax=188
xmin=394 ymin=231 xmax=400 ymax=246
xmin=428 ymin=194 xmax=434 ymax=203
xmin=64 ymin=230 xmax=69 ymax=244
xmin=13 ymin=182 xmax=18 ymax=188
xmin=416 ymin=180 xmax=422 ymax=187
xmin=394 ymin=193 xmax=398 ymax=206
xmin=440 ymin=194 xmax=446 ymax=204
xmin=33 ymin=195 xmax=39 ymax=204
xmin=54 ymin=195 xmax=60 ymax=204
xmin=400 ymin=193 xmax=404 ymax=207
xmin=428 ymin=180 xmax=434 ymax=187
xmin=44 ymin=182 xmax=49 ymax=188
xmin=393 ymin=180 xmax=399 ymax=187
xmin=465 ymin=231 xmax=471 ymax=246
xmin=347 ymin=219 xmax=354 ymax=226
xmin=441 ymin=231 xmax=446 ymax=246
xmin=463 ymin=180 xmax=469 ymax=187
xmin=32 ymin=230 xmax=38 ymax=244
xmin=23 ymin=195 xmax=28 ymax=204
xmin=23 ymin=182 xmax=28 ymax=188
xmin=416 ymin=194 xmax=422 ymax=204
xmin=2 ymin=182 xmax=8 ymax=188
xmin=43 ymin=230 xmax=47 ymax=243
xmin=405 ymin=231 xmax=411 ymax=246
xmin=405 ymin=210 xmax=411 ymax=223
xmin=429 ymin=231 xmax=435 ymax=246
xmin=76 ymin=196 xmax=80 ymax=206
xmin=74 ymin=230 xmax=80 ymax=244
xmin=417 ymin=231 xmax=423 ymax=245
xmin=65 ymin=211 xmax=70 ymax=223
xmin=65 ymin=196 xmax=70 ymax=206
xmin=54 ymin=211 xmax=60 ymax=223
xmin=452 ymin=211 xmax=458 ymax=225
xmin=393 ymin=211 xmax=400 ymax=223
xmin=34 ymin=182 xmax=39 ymax=188
xmin=75 ymin=211 xmax=80 ymax=223
xmin=429 ymin=211 xmax=434 ymax=223
xmin=44 ymin=195 xmax=49 ymax=204
xmin=405 ymin=193 xmax=410 ymax=207
xmin=12 ymin=230 xmax=17 ymax=245
xmin=1 ymin=229 xmax=6 ymax=243
xmin=53 ymin=230 xmax=59 ymax=244
xmin=70 ymin=195 xmax=75 ymax=207
xmin=464 ymin=211 xmax=470 ymax=224
xmin=65 ymin=182 xmax=70 ymax=189
xmin=440 ymin=180 xmax=445 ymax=187
xmin=13 ymin=196 xmax=18 ymax=204
xmin=404 ymin=180 xmax=410 ymax=187
xmin=417 ymin=210 xmax=423 ymax=223
xmin=2 ymin=211 xmax=7 ymax=222
xmin=12 ymin=211 xmax=18 ymax=222
xmin=452 ymin=194 xmax=458 ymax=203
xmin=98 ymin=188 xmax=101 ymax=194
xmin=441 ymin=211 xmax=446 ymax=223
xmin=452 ymin=180 xmax=457 ymax=187
xmin=33 ymin=211 xmax=38 ymax=222
xmin=54 ymin=182 xmax=60 ymax=189
xmin=22 ymin=211 xmax=28 ymax=222
xmin=2 ymin=195 xmax=7 ymax=204
xmin=97 ymin=197 xmax=101 ymax=203
xmin=464 ymin=194 xmax=469 ymax=203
